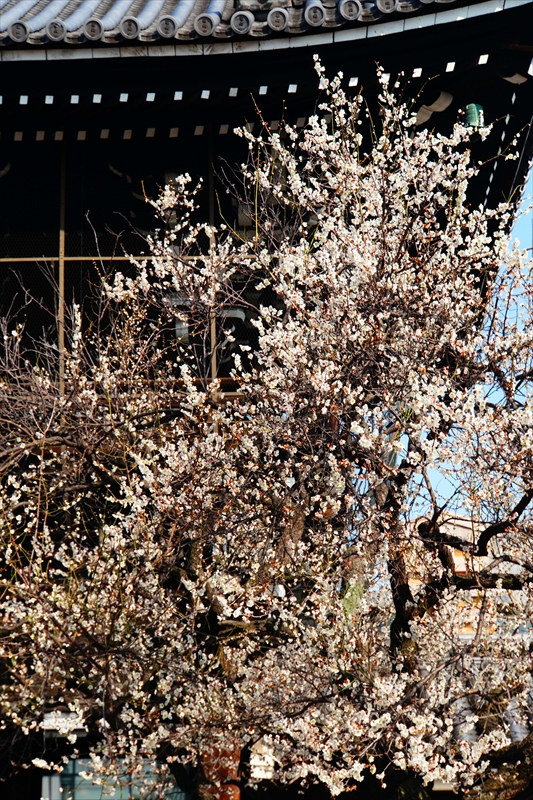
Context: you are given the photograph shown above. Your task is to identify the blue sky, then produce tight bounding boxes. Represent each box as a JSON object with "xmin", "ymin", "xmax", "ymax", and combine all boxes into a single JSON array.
[
  {"xmin": 512, "ymin": 166, "xmax": 533, "ymax": 250},
  {"xmin": 419, "ymin": 166, "xmax": 533, "ymax": 508}
]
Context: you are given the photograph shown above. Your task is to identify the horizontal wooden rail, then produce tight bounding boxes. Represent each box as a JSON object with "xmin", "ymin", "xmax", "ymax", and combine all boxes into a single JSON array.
[{"xmin": 0, "ymin": 255, "xmax": 201, "ymax": 262}]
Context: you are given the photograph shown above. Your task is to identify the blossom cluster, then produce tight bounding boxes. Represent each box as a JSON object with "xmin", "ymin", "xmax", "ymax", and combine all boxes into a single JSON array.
[{"xmin": 0, "ymin": 65, "xmax": 532, "ymax": 797}]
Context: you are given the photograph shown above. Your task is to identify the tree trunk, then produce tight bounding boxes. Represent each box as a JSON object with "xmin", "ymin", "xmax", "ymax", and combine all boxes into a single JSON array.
[
  {"xmin": 470, "ymin": 732, "xmax": 533, "ymax": 800},
  {"xmin": 199, "ymin": 744, "xmax": 241, "ymax": 800}
]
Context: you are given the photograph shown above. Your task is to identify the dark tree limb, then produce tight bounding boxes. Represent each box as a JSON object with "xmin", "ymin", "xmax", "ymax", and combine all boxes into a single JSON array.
[
  {"xmin": 477, "ymin": 488, "xmax": 533, "ymax": 556},
  {"xmin": 472, "ymin": 732, "xmax": 533, "ymax": 800}
]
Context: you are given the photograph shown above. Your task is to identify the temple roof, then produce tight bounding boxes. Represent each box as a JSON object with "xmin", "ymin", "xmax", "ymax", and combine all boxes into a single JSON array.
[{"xmin": 0, "ymin": 0, "xmax": 528, "ymax": 50}]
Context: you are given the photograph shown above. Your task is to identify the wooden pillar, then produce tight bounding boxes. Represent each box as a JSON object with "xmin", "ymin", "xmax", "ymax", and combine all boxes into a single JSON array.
[
  {"xmin": 58, "ymin": 143, "xmax": 66, "ymax": 397},
  {"xmin": 208, "ymin": 123, "xmax": 217, "ymax": 384}
]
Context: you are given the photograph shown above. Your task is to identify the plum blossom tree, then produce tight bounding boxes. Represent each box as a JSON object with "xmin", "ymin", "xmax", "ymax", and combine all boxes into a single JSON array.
[{"xmin": 1, "ymin": 64, "xmax": 533, "ymax": 800}]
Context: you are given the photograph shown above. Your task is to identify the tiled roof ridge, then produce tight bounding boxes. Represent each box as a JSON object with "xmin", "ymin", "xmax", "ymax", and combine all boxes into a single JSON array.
[{"xmin": 0, "ymin": 0, "xmax": 526, "ymax": 47}]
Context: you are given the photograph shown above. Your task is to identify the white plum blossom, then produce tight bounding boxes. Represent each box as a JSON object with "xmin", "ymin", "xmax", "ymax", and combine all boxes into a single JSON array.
[{"xmin": 0, "ymin": 65, "xmax": 532, "ymax": 800}]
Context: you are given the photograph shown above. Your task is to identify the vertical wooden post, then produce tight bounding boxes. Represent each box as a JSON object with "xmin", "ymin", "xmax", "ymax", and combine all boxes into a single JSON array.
[
  {"xmin": 208, "ymin": 123, "xmax": 217, "ymax": 384},
  {"xmin": 208, "ymin": 122, "xmax": 215, "ymax": 232},
  {"xmin": 58, "ymin": 143, "xmax": 66, "ymax": 397}
]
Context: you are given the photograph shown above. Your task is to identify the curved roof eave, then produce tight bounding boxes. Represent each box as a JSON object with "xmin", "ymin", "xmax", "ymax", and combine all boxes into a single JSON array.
[{"xmin": 0, "ymin": 0, "xmax": 529, "ymax": 51}]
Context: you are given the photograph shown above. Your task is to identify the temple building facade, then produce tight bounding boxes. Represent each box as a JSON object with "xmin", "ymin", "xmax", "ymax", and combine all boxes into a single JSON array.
[{"xmin": 0, "ymin": 0, "xmax": 532, "ymax": 339}]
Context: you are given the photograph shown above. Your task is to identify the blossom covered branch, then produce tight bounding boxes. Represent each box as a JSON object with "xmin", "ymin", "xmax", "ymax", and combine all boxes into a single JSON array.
[{"xmin": 0, "ymin": 64, "xmax": 532, "ymax": 798}]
